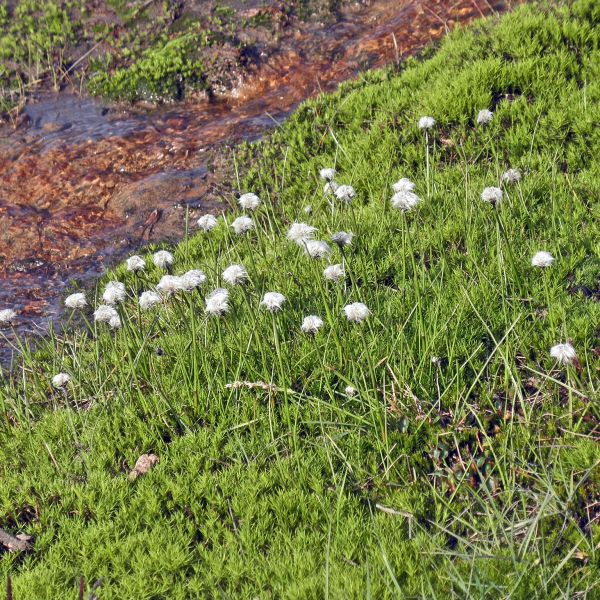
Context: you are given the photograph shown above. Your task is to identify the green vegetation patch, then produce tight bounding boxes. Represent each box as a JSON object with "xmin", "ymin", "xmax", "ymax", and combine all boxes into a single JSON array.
[{"xmin": 0, "ymin": 0, "xmax": 599, "ymax": 597}]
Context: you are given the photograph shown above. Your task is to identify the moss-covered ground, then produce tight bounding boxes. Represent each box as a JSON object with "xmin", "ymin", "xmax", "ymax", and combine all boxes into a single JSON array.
[{"xmin": 0, "ymin": 0, "xmax": 599, "ymax": 597}]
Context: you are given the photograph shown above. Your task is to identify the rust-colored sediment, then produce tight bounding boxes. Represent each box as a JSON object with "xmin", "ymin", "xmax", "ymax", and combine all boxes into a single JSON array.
[{"xmin": 0, "ymin": 0, "xmax": 512, "ymax": 337}]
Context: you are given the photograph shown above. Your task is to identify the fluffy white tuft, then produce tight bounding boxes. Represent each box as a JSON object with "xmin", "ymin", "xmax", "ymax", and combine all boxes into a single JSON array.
[
  {"xmin": 476, "ymin": 109, "xmax": 494, "ymax": 125},
  {"xmin": 52, "ymin": 373, "xmax": 70, "ymax": 388},
  {"xmin": 139, "ymin": 291, "xmax": 161, "ymax": 310},
  {"xmin": 324, "ymin": 181, "xmax": 339, "ymax": 196},
  {"xmin": 102, "ymin": 281, "xmax": 126, "ymax": 305},
  {"xmin": 418, "ymin": 116, "xmax": 435, "ymax": 130},
  {"xmin": 230, "ymin": 216, "xmax": 254, "ymax": 235},
  {"xmin": 93, "ymin": 305, "xmax": 121, "ymax": 328},
  {"xmin": 334, "ymin": 184, "xmax": 356, "ymax": 203},
  {"xmin": 153, "ymin": 250, "xmax": 174, "ymax": 269},
  {"xmin": 301, "ymin": 315, "xmax": 324, "ymax": 334},
  {"xmin": 531, "ymin": 251, "xmax": 555, "ymax": 268},
  {"xmin": 319, "ymin": 168, "xmax": 336, "ymax": 182},
  {"xmin": 197, "ymin": 214, "xmax": 218, "ymax": 232},
  {"xmin": 344, "ymin": 302, "xmax": 370, "ymax": 323},
  {"xmin": 391, "ymin": 191, "xmax": 420, "ymax": 212},
  {"xmin": 126, "ymin": 255, "xmax": 146, "ymax": 272},
  {"xmin": 157, "ymin": 275, "xmax": 184, "ymax": 296},
  {"xmin": 392, "ymin": 178, "xmax": 416, "ymax": 193},
  {"xmin": 238, "ymin": 193, "xmax": 260, "ymax": 211},
  {"xmin": 205, "ymin": 288, "xmax": 230, "ymax": 316},
  {"xmin": 180, "ymin": 270, "xmax": 206, "ymax": 292},
  {"xmin": 550, "ymin": 343, "xmax": 577, "ymax": 366},
  {"xmin": 324, "ymin": 264, "xmax": 345, "ymax": 282},
  {"xmin": 0, "ymin": 309, "xmax": 17, "ymax": 325},
  {"xmin": 287, "ymin": 222, "xmax": 317, "ymax": 245},
  {"xmin": 481, "ymin": 187, "xmax": 503, "ymax": 205},
  {"xmin": 331, "ymin": 231, "xmax": 353, "ymax": 248},
  {"xmin": 222, "ymin": 264, "xmax": 248, "ymax": 286},
  {"xmin": 65, "ymin": 293, "xmax": 87, "ymax": 309},
  {"xmin": 501, "ymin": 168, "xmax": 521, "ymax": 184},
  {"xmin": 261, "ymin": 292, "xmax": 286, "ymax": 312},
  {"xmin": 305, "ymin": 240, "xmax": 331, "ymax": 259}
]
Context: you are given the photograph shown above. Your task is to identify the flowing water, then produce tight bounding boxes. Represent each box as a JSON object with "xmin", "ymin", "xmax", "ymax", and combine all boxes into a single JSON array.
[{"xmin": 0, "ymin": 0, "xmax": 511, "ymax": 351}]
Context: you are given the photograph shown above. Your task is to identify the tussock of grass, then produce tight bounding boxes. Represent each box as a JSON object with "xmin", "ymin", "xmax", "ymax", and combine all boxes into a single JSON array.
[{"xmin": 1, "ymin": 1, "xmax": 600, "ymax": 597}]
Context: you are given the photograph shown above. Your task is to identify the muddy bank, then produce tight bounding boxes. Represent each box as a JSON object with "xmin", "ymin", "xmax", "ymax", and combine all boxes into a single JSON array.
[{"xmin": 0, "ymin": 0, "xmax": 515, "ymax": 348}]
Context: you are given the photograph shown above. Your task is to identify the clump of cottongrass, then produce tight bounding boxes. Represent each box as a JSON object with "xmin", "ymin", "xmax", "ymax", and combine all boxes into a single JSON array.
[
  {"xmin": 301, "ymin": 315, "xmax": 324, "ymax": 335},
  {"xmin": 550, "ymin": 342, "xmax": 578, "ymax": 366},
  {"xmin": 344, "ymin": 302, "xmax": 370, "ymax": 323},
  {"xmin": 324, "ymin": 264, "xmax": 345, "ymax": 282},
  {"xmin": 102, "ymin": 281, "xmax": 126, "ymax": 305},
  {"xmin": 287, "ymin": 222, "xmax": 317, "ymax": 246},
  {"xmin": 157, "ymin": 275, "xmax": 184, "ymax": 296},
  {"xmin": 531, "ymin": 251, "xmax": 555, "ymax": 268},
  {"xmin": 261, "ymin": 292, "xmax": 286, "ymax": 312},
  {"xmin": 324, "ymin": 181, "xmax": 339, "ymax": 196},
  {"xmin": 476, "ymin": 109, "xmax": 494, "ymax": 125},
  {"xmin": 320, "ymin": 168, "xmax": 336, "ymax": 181},
  {"xmin": 391, "ymin": 190, "xmax": 420, "ymax": 212},
  {"xmin": 331, "ymin": 231, "xmax": 353, "ymax": 249},
  {"xmin": 334, "ymin": 184, "xmax": 356, "ymax": 204},
  {"xmin": 139, "ymin": 291, "xmax": 161, "ymax": 310},
  {"xmin": 238, "ymin": 193, "xmax": 260, "ymax": 211},
  {"xmin": 345, "ymin": 385, "xmax": 357, "ymax": 397},
  {"xmin": 222, "ymin": 264, "xmax": 248, "ymax": 286},
  {"xmin": 502, "ymin": 168, "xmax": 522, "ymax": 184},
  {"xmin": 93, "ymin": 305, "xmax": 121, "ymax": 329},
  {"xmin": 392, "ymin": 178, "xmax": 416, "ymax": 193},
  {"xmin": 180, "ymin": 269, "xmax": 206, "ymax": 292},
  {"xmin": 197, "ymin": 214, "xmax": 218, "ymax": 232},
  {"xmin": 65, "ymin": 293, "xmax": 87, "ymax": 310},
  {"xmin": 205, "ymin": 288, "xmax": 230, "ymax": 316},
  {"xmin": 52, "ymin": 372, "xmax": 70, "ymax": 388},
  {"xmin": 153, "ymin": 250, "xmax": 174, "ymax": 270},
  {"xmin": 418, "ymin": 116, "xmax": 435, "ymax": 130},
  {"xmin": 305, "ymin": 240, "xmax": 331, "ymax": 259},
  {"xmin": 481, "ymin": 187, "xmax": 503, "ymax": 205},
  {"xmin": 230, "ymin": 216, "xmax": 254, "ymax": 235},
  {"xmin": 126, "ymin": 255, "xmax": 145, "ymax": 272}
]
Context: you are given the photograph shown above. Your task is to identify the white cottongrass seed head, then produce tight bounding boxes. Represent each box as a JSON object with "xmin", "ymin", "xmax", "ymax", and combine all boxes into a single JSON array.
[
  {"xmin": 391, "ymin": 191, "xmax": 420, "ymax": 212},
  {"xmin": 102, "ymin": 281, "xmax": 126, "ymax": 305},
  {"xmin": 331, "ymin": 231, "xmax": 353, "ymax": 248},
  {"xmin": 261, "ymin": 292, "xmax": 286, "ymax": 312},
  {"xmin": 501, "ymin": 168, "xmax": 521, "ymax": 184},
  {"xmin": 392, "ymin": 178, "xmax": 416, "ymax": 193},
  {"xmin": 345, "ymin": 385, "xmax": 357, "ymax": 397},
  {"xmin": 238, "ymin": 193, "xmax": 260, "ymax": 211},
  {"xmin": 476, "ymin": 109, "xmax": 494, "ymax": 125},
  {"xmin": 324, "ymin": 264, "xmax": 345, "ymax": 282},
  {"xmin": 481, "ymin": 187, "xmax": 503, "ymax": 205},
  {"xmin": 139, "ymin": 291, "xmax": 161, "ymax": 310},
  {"xmin": 52, "ymin": 373, "xmax": 70, "ymax": 388},
  {"xmin": 205, "ymin": 288, "xmax": 230, "ymax": 316},
  {"xmin": 531, "ymin": 251, "xmax": 555, "ymax": 268},
  {"xmin": 0, "ymin": 309, "xmax": 17, "ymax": 325},
  {"xmin": 305, "ymin": 240, "xmax": 331, "ymax": 259},
  {"xmin": 180, "ymin": 270, "xmax": 206, "ymax": 292},
  {"xmin": 93, "ymin": 305, "xmax": 121, "ymax": 328},
  {"xmin": 126, "ymin": 255, "xmax": 146, "ymax": 272},
  {"xmin": 303, "ymin": 205, "xmax": 312, "ymax": 215},
  {"xmin": 222, "ymin": 264, "xmax": 248, "ymax": 286},
  {"xmin": 550, "ymin": 343, "xmax": 578, "ymax": 366},
  {"xmin": 230, "ymin": 216, "xmax": 254, "ymax": 235},
  {"xmin": 344, "ymin": 302, "xmax": 370, "ymax": 323},
  {"xmin": 334, "ymin": 184, "xmax": 356, "ymax": 203},
  {"xmin": 287, "ymin": 222, "xmax": 317, "ymax": 245},
  {"xmin": 319, "ymin": 168, "xmax": 336, "ymax": 182},
  {"xmin": 418, "ymin": 116, "xmax": 435, "ymax": 130},
  {"xmin": 301, "ymin": 315, "xmax": 324, "ymax": 335},
  {"xmin": 197, "ymin": 214, "xmax": 218, "ymax": 232},
  {"xmin": 157, "ymin": 275, "xmax": 184, "ymax": 296},
  {"xmin": 153, "ymin": 250, "xmax": 174, "ymax": 269},
  {"xmin": 324, "ymin": 181, "xmax": 339, "ymax": 196},
  {"xmin": 65, "ymin": 293, "xmax": 87, "ymax": 310}
]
